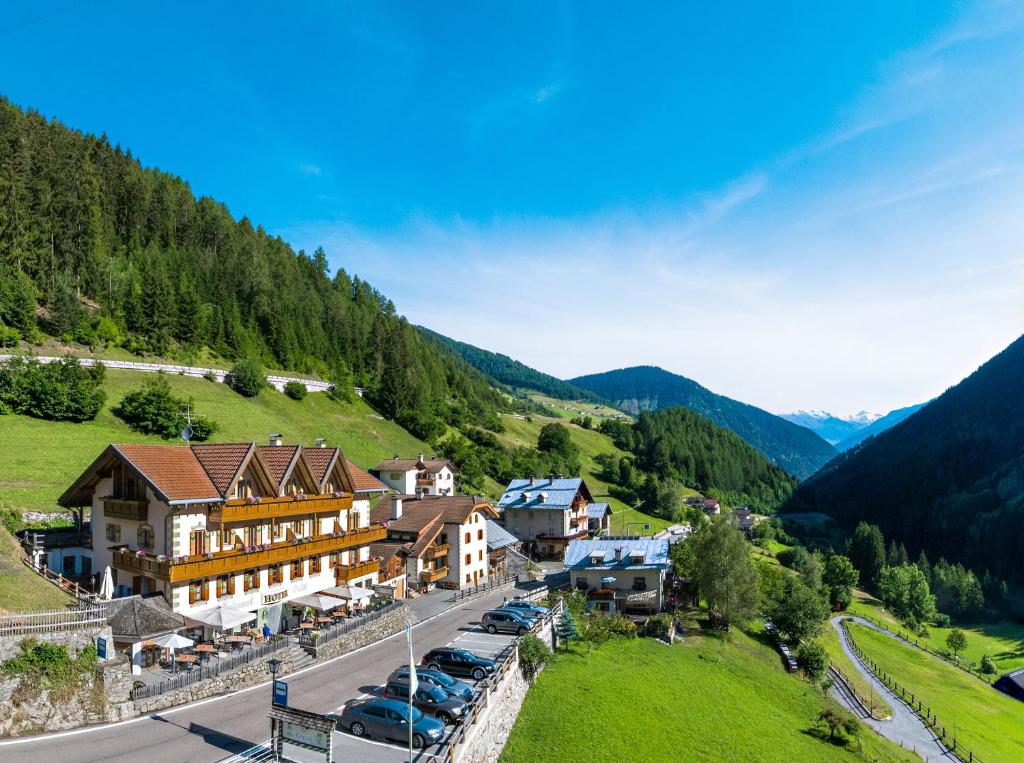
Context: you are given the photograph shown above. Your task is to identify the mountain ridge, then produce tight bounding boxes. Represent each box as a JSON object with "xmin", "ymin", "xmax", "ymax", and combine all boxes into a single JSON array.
[{"xmin": 569, "ymin": 365, "xmax": 837, "ymax": 480}]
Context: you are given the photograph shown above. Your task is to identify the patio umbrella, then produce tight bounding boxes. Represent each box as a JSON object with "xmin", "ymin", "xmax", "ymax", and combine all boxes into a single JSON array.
[
  {"xmin": 98, "ymin": 566, "xmax": 115, "ymax": 600},
  {"xmin": 187, "ymin": 605, "xmax": 256, "ymax": 631},
  {"xmin": 322, "ymin": 585, "xmax": 372, "ymax": 602},
  {"xmin": 290, "ymin": 594, "xmax": 341, "ymax": 612},
  {"xmin": 152, "ymin": 633, "xmax": 194, "ymax": 651},
  {"xmin": 600, "ymin": 576, "xmax": 617, "ymax": 586}
]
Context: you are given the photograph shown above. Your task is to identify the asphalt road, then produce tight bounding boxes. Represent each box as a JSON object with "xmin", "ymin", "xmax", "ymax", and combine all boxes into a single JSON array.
[{"xmin": 0, "ymin": 588, "xmax": 521, "ymax": 763}]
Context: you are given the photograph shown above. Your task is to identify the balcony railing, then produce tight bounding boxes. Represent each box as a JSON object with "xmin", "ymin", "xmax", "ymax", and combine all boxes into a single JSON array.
[
  {"xmin": 103, "ymin": 498, "xmax": 148, "ymax": 521},
  {"xmin": 334, "ymin": 557, "xmax": 380, "ymax": 583},
  {"xmin": 112, "ymin": 524, "xmax": 387, "ymax": 583},
  {"xmin": 209, "ymin": 493, "xmax": 353, "ymax": 524},
  {"xmin": 425, "ymin": 543, "xmax": 449, "ymax": 559},
  {"xmin": 420, "ymin": 565, "xmax": 449, "ymax": 583}
]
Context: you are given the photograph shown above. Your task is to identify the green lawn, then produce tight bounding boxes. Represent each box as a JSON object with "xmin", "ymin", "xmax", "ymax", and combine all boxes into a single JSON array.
[
  {"xmin": 497, "ymin": 407, "xmax": 680, "ymax": 534},
  {"xmin": 526, "ymin": 393, "xmax": 628, "ymax": 423},
  {"xmin": 501, "ymin": 628, "xmax": 917, "ymax": 763},
  {"xmin": 847, "ymin": 591, "xmax": 1024, "ymax": 674},
  {"xmin": 821, "ymin": 618, "xmax": 893, "ymax": 720},
  {"xmin": 848, "ymin": 622, "xmax": 1024, "ymax": 762},
  {"xmin": 0, "ymin": 524, "xmax": 73, "ymax": 612},
  {"xmin": 0, "ymin": 368, "xmax": 428, "ymax": 512}
]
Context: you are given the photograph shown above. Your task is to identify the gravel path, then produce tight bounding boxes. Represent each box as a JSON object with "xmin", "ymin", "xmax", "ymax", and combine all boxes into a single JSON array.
[{"xmin": 829, "ymin": 617, "xmax": 955, "ymax": 760}]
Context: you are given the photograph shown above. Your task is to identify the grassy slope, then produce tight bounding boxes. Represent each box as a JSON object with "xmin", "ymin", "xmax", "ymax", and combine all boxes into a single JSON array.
[
  {"xmin": 849, "ymin": 622, "xmax": 1024, "ymax": 762},
  {"xmin": 0, "ymin": 524, "xmax": 73, "ymax": 611},
  {"xmin": 821, "ymin": 618, "xmax": 893, "ymax": 720},
  {"xmin": 0, "ymin": 369, "xmax": 428, "ymax": 512},
  {"xmin": 848, "ymin": 591, "xmax": 1024, "ymax": 674},
  {"xmin": 495, "ymin": 407, "xmax": 683, "ymax": 534},
  {"xmin": 500, "ymin": 629, "xmax": 916, "ymax": 763}
]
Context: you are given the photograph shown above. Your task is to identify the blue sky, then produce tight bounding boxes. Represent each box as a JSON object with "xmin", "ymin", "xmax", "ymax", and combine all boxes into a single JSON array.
[{"xmin": 3, "ymin": 2, "xmax": 1023, "ymax": 414}]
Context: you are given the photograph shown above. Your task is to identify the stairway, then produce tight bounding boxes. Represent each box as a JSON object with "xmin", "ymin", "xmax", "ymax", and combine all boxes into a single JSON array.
[{"xmin": 281, "ymin": 644, "xmax": 316, "ymax": 673}]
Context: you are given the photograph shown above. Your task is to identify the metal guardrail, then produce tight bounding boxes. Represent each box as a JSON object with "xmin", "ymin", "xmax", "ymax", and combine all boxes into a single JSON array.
[
  {"xmin": 841, "ymin": 619, "xmax": 983, "ymax": 763},
  {"xmin": 448, "ymin": 574, "xmax": 518, "ymax": 602},
  {"xmin": 297, "ymin": 600, "xmax": 404, "ymax": 651},
  {"xmin": 0, "ymin": 603, "xmax": 107, "ymax": 636},
  {"xmin": 129, "ymin": 637, "xmax": 290, "ymax": 700}
]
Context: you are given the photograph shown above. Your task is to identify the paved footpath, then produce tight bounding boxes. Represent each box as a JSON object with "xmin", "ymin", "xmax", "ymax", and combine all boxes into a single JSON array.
[
  {"xmin": 829, "ymin": 617, "xmax": 955, "ymax": 760},
  {"xmin": 0, "ymin": 588, "xmax": 524, "ymax": 763}
]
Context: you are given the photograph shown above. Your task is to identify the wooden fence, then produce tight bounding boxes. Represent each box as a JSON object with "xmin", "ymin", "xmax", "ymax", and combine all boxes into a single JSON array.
[
  {"xmin": 0, "ymin": 605, "xmax": 107, "ymax": 637},
  {"xmin": 853, "ymin": 612, "xmax": 996, "ymax": 685},
  {"xmin": 841, "ymin": 619, "xmax": 983, "ymax": 763},
  {"xmin": 21, "ymin": 557, "xmax": 94, "ymax": 601}
]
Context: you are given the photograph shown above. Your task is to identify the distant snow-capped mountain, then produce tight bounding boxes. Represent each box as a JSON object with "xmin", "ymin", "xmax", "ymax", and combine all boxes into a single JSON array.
[{"xmin": 779, "ymin": 410, "xmax": 883, "ymax": 445}]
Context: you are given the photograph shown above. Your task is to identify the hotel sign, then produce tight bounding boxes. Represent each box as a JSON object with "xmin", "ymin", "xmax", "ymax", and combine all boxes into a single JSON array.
[{"xmin": 263, "ymin": 590, "xmax": 288, "ymax": 605}]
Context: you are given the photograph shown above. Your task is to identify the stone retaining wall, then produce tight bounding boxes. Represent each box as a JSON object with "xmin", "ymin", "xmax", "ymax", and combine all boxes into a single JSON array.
[
  {"xmin": 0, "ymin": 624, "xmax": 111, "ymax": 662},
  {"xmin": 133, "ymin": 647, "xmax": 305, "ymax": 714},
  {"xmin": 311, "ymin": 605, "xmax": 413, "ymax": 661}
]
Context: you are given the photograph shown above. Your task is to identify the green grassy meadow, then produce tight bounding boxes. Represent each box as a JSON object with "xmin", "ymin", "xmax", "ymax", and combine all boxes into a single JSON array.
[
  {"xmin": 500, "ymin": 627, "xmax": 917, "ymax": 763},
  {"xmin": 0, "ymin": 369, "xmax": 428, "ymax": 512},
  {"xmin": 848, "ymin": 622, "xmax": 1024, "ymax": 762},
  {"xmin": 0, "ymin": 523, "xmax": 73, "ymax": 612},
  {"xmin": 821, "ymin": 618, "xmax": 893, "ymax": 720}
]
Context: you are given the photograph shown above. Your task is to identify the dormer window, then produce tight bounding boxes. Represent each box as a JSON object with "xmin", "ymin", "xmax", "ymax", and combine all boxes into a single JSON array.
[
  {"xmin": 630, "ymin": 553, "xmax": 645, "ymax": 565},
  {"xmin": 538, "ymin": 492, "xmax": 548, "ymax": 504},
  {"xmin": 521, "ymin": 492, "xmax": 532, "ymax": 503},
  {"xmin": 590, "ymin": 555, "xmax": 604, "ymax": 565}
]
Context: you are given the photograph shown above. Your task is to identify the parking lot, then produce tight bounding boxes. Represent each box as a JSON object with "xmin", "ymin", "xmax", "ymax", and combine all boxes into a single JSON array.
[{"xmin": 220, "ymin": 605, "xmax": 533, "ymax": 763}]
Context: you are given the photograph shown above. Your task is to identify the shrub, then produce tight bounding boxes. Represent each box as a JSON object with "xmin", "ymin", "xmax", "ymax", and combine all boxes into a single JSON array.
[
  {"xmin": 517, "ymin": 633, "xmax": 553, "ymax": 680},
  {"xmin": 0, "ymin": 355, "xmax": 105, "ymax": 422},
  {"xmin": 980, "ymin": 655, "xmax": 997, "ymax": 674},
  {"xmin": 115, "ymin": 375, "xmax": 216, "ymax": 440},
  {"xmin": 798, "ymin": 641, "xmax": 829, "ymax": 683},
  {"xmin": 203, "ymin": 370, "xmax": 218, "ymax": 382},
  {"xmin": 283, "ymin": 380, "xmax": 307, "ymax": 400},
  {"xmin": 933, "ymin": 613, "xmax": 951, "ymax": 628},
  {"xmin": 1, "ymin": 638, "xmax": 97, "ymax": 689},
  {"xmin": 645, "ymin": 614, "xmax": 673, "ymax": 639},
  {"xmin": 226, "ymin": 358, "xmax": 266, "ymax": 397},
  {"xmin": 0, "ymin": 324, "xmax": 20, "ymax": 347},
  {"xmin": 609, "ymin": 615, "xmax": 637, "ymax": 638}
]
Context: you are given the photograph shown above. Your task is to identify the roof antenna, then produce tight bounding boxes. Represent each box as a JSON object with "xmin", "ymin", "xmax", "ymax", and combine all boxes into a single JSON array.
[{"xmin": 178, "ymin": 403, "xmax": 194, "ymax": 444}]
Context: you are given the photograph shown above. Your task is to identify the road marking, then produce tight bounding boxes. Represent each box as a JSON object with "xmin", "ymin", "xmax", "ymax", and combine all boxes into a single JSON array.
[{"xmin": 0, "ymin": 589, "xmax": 514, "ymax": 747}]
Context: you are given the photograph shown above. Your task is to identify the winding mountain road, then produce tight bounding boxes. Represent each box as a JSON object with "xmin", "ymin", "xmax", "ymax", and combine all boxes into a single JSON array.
[{"xmin": 829, "ymin": 617, "xmax": 955, "ymax": 760}]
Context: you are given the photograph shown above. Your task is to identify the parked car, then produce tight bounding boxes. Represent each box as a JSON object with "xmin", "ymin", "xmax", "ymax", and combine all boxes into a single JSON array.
[
  {"xmin": 339, "ymin": 697, "xmax": 444, "ymax": 748},
  {"xmin": 481, "ymin": 609, "xmax": 533, "ymax": 635},
  {"xmin": 421, "ymin": 648, "xmax": 497, "ymax": 681},
  {"xmin": 502, "ymin": 599, "xmax": 547, "ymax": 618},
  {"xmin": 384, "ymin": 679, "xmax": 468, "ymax": 724},
  {"xmin": 388, "ymin": 666, "xmax": 475, "ymax": 702},
  {"xmin": 493, "ymin": 607, "xmax": 539, "ymax": 626}
]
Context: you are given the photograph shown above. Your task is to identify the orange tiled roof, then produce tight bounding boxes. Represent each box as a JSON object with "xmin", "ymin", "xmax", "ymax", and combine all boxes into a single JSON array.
[
  {"xmin": 346, "ymin": 460, "xmax": 389, "ymax": 493},
  {"xmin": 304, "ymin": 447, "xmax": 339, "ymax": 485},
  {"xmin": 113, "ymin": 444, "xmax": 220, "ymax": 503},
  {"xmin": 255, "ymin": 445, "xmax": 300, "ymax": 486},
  {"xmin": 191, "ymin": 443, "xmax": 254, "ymax": 495}
]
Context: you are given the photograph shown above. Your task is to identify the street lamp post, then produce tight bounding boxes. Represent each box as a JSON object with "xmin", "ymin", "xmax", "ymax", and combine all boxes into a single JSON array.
[{"xmin": 268, "ymin": 657, "xmax": 282, "ymax": 706}]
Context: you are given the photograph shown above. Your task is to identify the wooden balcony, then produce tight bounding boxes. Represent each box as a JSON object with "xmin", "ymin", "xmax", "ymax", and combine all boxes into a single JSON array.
[
  {"xmin": 113, "ymin": 524, "xmax": 387, "ymax": 584},
  {"xmin": 425, "ymin": 543, "xmax": 449, "ymax": 559},
  {"xmin": 103, "ymin": 498, "xmax": 148, "ymax": 521},
  {"xmin": 209, "ymin": 493, "xmax": 353, "ymax": 524},
  {"xmin": 420, "ymin": 565, "xmax": 449, "ymax": 584},
  {"xmin": 334, "ymin": 557, "xmax": 381, "ymax": 583}
]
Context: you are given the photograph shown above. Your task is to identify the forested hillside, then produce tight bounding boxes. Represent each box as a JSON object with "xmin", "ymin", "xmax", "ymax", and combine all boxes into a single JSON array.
[
  {"xmin": 0, "ymin": 96, "xmax": 504, "ymax": 440},
  {"xmin": 570, "ymin": 366, "xmax": 837, "ymax": 479},
  {"xmin": 786, "ymin": 333, "xmax": 1024, "ymax": 581},
  {"xmin": 420, "ymin": 327, "xmax": 603, "ymax": 403},
  {"xmin": 833, "ymin": 403, "xmax": 926, "ymax": 452},
  {"xmin": 599, "ymin": 408, "xmax": 798, "ymax": 512}
]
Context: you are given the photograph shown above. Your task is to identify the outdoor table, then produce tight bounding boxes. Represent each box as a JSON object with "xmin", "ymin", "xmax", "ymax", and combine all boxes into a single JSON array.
[
  {"xmin": 316, "ymin": 616, "xmax": 332, "ymax": 624},
  {"xmin": 194, "ymin": 644, "xmax": 215, "ymax": 653},
  {"xmin": 225, "ymin": 635, "xmax": 251, "ymax": 643},
  {"xmin": 299, "ymin": 622, "xmax": 314, "ymax": 630},
  {"xmin": 174, "ymin": 654, "xmax": 197, "ymax": 672}
]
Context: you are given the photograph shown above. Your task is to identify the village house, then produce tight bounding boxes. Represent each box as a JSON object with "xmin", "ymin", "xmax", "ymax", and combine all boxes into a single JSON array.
[
  {"xmin": 370, "ymin": 494, "xmax": 495, "ymax": 590},
  {"xmin": 587, "ymin": 502, "xmax": 612, "ymax": 534},
  {"xmin": 59, "ymin": 439, "xmax": 387, "ymax": 634},
  {"xmin": 373, "ymin": 455, "xmax": 459, "ymax": 496},
  {"xmin": 733, "ymin": 507, "xmax": 755, "ymax": 535},
  {"xmin": 496, "ymin": 477, "xmax": 594, "ymax": 560},
  {"xmin": 485, "ymin": 519, "xmax": 521, "ymax": 579},
  {"xmin": 564, "ymin": 537, "xmax": 671, "ymax": 614}
]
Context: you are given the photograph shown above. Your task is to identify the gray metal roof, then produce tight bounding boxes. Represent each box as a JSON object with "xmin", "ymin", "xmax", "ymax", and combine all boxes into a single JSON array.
[
  {"xmin": 564, "ymin": 537, "xmax": 670, "ymax": 570},
  {"xmin": 496, "ymin": 478, "xmax": 584, "ymax": 510},
  {"xmin": 486, "ymin": 520, "xmax": 519, "ymax": 550},
  {"xmin": 586, "ymin": 502, "xmax": 611, "ymax": 519}
]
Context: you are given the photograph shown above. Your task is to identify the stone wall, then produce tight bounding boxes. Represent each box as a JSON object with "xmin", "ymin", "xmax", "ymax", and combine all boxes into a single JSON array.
[
  {"xmin": 133, "ymin": 646, "xmax": 305, "ymax": 714},
  {"xmin": 0, "ymin": 624, "xmax": 111, "ymax": 662},
  {"xmin": 311, "ymin": 605, "xmax": 414, "ymax": 661}
]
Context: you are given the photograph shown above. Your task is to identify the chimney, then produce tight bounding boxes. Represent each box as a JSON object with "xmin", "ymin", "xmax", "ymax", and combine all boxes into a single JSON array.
[
  {"xmin": 315, "ymin": 437, "xmax": 327, "ymax": 448},
  {"xmin": 269, "ymin": 433, "xmax": 283, "ymax": 446},
  {"xmin": 529, "ymin": 476, "xmax": 536, "ymax": 486},
  {"xmin": 418, "ymin": 453, "xmax": 424, "ymax": 463},
  {"xmin": 614, "ymin": 547, "xmax": 623, "ymax": 561},
  {"xmin": 391, "ymin": 496, "xmax": 403, "ymax": 520}
]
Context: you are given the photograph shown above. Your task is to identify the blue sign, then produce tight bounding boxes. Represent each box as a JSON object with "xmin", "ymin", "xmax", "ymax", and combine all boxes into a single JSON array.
[
  {"xmin": 273, "ymin": 679, "xmax": 288, "ymax": 707},
  {"xmin": 96, "ymin": 636, "xmax": 107, "ymax": 660}
]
